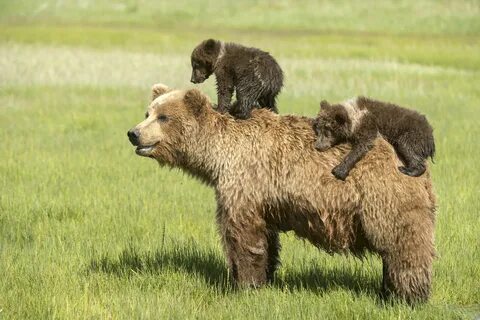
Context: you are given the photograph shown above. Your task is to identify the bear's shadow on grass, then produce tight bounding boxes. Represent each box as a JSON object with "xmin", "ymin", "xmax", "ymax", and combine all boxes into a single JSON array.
[{"xmin": 87, "ymin": 242, "xmax": 380, "ymax": 297}]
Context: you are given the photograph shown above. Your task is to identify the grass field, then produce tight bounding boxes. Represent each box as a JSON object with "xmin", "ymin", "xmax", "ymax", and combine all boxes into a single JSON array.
[{"xmin": 0, "ymin": 1, "xmax": 479, "ymax": 319}]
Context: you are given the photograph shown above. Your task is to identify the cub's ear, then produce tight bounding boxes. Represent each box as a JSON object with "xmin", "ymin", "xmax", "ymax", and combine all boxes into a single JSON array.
[
  {"xmin": 184, "ymin": 88, "xmax": 210, "ymax": 116},
  {"xmin": 204, "ymin": 39, "xmax": 217, "ymax": 53},
  {"xmin": 320, "ymin": 100, "xmax": 331, "ymax": 110},
  {"xmin": 151, "ymin": 83, "xmax": 172, "ymax": 101},
  {"xmin": 334, "ymin": 108, "xmax": 349, "ymax": 125}
]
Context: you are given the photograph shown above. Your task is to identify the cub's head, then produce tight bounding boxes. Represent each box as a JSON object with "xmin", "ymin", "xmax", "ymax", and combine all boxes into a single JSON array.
[
  {"xmin": 313, "ymin": 100, "xmax": 351, "ymax": 151},
  {"xmin": 190, "ymin": 39, "xmax": 222, "ymax": 84},
  {"xmin": 127, "ymin": 83, "xmax": 211, "ymax": 165}
]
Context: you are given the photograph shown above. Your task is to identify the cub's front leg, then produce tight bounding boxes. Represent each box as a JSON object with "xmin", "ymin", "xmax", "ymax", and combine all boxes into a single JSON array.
[
  {"xmin": 215, "ymin": 70, "xmax": 234, "ymax": 114},
  {"xmin": 332, "ymin": 118, "xmax": 377, "ymax": 180},
  {"xmin": 331, "ymin": 163, "xmax": 351, "ymax": 181},
  {"xmin": 332, "ymin": 141, "xmax": 375, "ymax": 180}
]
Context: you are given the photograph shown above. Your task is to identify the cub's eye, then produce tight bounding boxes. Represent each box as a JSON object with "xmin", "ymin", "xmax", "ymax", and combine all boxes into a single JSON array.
[
  {"xmin": 145, "ymin": 112, "xmax": 149, "ymax": 119},
  {"xmin": 157, "ymin": 114, "xmax": 168, "ymax": 122}
]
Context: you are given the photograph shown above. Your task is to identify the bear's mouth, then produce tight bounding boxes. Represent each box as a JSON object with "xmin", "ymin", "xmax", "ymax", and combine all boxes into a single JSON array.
[{"xmin": 135, "ymin": 142, "xmax": 159, "ymax": 157}]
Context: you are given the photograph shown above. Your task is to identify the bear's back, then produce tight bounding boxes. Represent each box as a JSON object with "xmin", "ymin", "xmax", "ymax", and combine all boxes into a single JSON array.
[{"xmin": 232, "ymin": 109, "xmax": 433, "ymax": 215}]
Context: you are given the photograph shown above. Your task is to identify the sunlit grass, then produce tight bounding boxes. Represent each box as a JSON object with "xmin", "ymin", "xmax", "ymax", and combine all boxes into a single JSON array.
[{"xmin": 1, "ymin": 25, "xmax": 479, "ymax": 70}]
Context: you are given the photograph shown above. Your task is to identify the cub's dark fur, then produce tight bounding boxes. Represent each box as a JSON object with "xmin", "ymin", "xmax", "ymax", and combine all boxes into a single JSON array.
[
  {"xmin": 313, "ymin": 97, "xmax": 435, "ymax": 180},
  {"xmin": 190, "ymin": 39, "xmax": 284, "ymax": 119}
]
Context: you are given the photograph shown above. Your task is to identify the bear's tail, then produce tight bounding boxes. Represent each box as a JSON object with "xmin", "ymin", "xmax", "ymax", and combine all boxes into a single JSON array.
[{"xmin": 426, "ymin": 138, "xmax": 436, "ymax": 164}]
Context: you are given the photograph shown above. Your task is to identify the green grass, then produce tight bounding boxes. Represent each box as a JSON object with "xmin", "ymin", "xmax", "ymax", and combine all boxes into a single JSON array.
[
  {"xmin": 0, "ymin": 1, "xmax": 479, "ymax": 319},
  {"xmin": 1, "ymin": 0, "xmax": 480, "ymax": 35}
]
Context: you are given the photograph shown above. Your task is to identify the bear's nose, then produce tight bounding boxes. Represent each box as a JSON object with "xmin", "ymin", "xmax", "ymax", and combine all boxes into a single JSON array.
[{"xmin": 127, "ymin": 129, "xmax": 140, "ymax": 145}]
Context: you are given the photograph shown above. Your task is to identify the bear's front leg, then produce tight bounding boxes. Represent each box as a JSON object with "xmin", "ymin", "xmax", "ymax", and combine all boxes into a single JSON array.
[
  {"xmin": 332, "ymin": 139, "xmax": 375, "ymax": 180},
  {"xmin": 332, "ymin": 163, "xmax": 349, "ymax": 181},
  {"xmin": 215, "ymin": 70, "xmax": 234, "ymax": 114},
  {"xmin": 217, "ymin": 206, "xmax": 271, "ymax": 287}
]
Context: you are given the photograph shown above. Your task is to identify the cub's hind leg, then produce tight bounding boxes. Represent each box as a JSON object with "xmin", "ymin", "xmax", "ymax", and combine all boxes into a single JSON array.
[
  {"xmin": 395, "ymin": 136, "xmax": 427, "ymax": 177},
  {"xmin": 258, "ymin": 93, "xmax": 278, "ymax": 114}
]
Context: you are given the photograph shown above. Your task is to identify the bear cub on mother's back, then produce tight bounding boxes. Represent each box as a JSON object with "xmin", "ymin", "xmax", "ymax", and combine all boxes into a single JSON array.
[
  {"xmin": 190, "ymin": 39, "xmax": 284, "ymax": 119},
  {"xmin": 314, "ymin": 97, "xmax": 435, "ymax": 180}
]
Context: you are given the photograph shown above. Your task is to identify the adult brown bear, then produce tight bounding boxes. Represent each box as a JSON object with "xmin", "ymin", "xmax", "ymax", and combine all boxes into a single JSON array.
[{"xmin": 127, "ymin": 84, "xmax": 436, "ymax": 304}]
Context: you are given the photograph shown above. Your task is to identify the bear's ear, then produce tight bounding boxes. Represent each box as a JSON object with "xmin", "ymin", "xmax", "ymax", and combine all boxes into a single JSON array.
[
  {"xmin": 334, "ymin": 108, "xmax": 348, "ymax": 125},
  {"xmin": 320, "ymin": 100, "xmax": 331, "ymax": 110},
  {"xmin": 204, "ymin": 39, "xmax": 217, "ymax": 53},
  {"xmin": 151, "ymin": 83, "xmax": 172, "ymax": 101},
  {"xmin": 184, "ymin": 88, "xmax": 209, "ymax": 116}
]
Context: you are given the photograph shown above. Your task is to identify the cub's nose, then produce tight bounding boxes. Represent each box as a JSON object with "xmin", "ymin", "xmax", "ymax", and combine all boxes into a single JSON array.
[{"xmin": 127, "ymin": 129, "xmax": 140, "ymax": 145}]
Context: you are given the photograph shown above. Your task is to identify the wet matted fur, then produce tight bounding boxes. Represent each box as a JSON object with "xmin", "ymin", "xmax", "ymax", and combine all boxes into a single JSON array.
[
  {"xmin": 314, "ymin": 97, "xmax": 435, "ymax": 180},
  {"xmin": 128, "ymin": 84, "xmax": 437, "ymax": 304},
  {"xmin": 190, "ymin": 39, "xmax": 284, "ymax": 119}
]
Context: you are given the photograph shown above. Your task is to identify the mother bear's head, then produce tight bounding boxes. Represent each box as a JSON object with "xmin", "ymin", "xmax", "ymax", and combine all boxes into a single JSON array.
[{"xmin": 127, "ymin": 84, "xmax": 211, "ymax": 166}]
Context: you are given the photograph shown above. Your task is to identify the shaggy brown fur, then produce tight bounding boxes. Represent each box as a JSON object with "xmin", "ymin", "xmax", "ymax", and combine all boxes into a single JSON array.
[
  {"xmin": 190, "ymin": 39, "xmax": 283, "ymax": 119},
  {"xmin": 314, "ymin": 97, "xmax": 435, "ymax": 180},
  {"xmin": 128, "ymin": 84, "xmax": 437, "ymax": 304}
]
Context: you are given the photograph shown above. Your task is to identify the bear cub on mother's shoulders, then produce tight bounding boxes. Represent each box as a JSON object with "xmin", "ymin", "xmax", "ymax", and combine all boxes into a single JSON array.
[
  {"xmin": 190, "ymin": 39, "xmax": 284, "ymax": 119},
  {"xmin": 314, "ymin": 97, "xmax": 435, "ymax": 180}
]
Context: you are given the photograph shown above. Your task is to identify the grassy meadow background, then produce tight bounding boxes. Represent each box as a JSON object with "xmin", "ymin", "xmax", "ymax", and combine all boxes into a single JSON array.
[{"xmin": 0, "ymin": 0, "xmax": 479, "ymax": 318}]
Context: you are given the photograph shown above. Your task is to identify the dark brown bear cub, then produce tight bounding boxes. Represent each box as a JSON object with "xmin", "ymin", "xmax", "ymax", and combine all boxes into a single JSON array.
[
  {"xmin": 190, "ymin": 39, "xmax": 284, "ymax": 119},
  {"xmin": 314, "ymin": 97, "xmax": 435, "ymax": 180}
]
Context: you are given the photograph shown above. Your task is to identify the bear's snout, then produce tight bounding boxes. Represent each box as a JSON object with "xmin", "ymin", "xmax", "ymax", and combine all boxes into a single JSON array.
[
  {"xmin": 127, "ymin": 128, "xmax": 140, "ymax": 146},
  {"xmin": 191, "ymin": 70, "xmax": 206, "ymax": 84},
  {"xmin": 191, "ymin": 75, "xmax": 203, "ymax": 84},
  {"xmin": 190, "ymin": 74, "xmax": 197, "ymax": 84}
]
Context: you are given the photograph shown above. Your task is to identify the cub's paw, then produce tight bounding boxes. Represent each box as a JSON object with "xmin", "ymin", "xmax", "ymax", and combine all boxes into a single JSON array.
[
  {"xmin": 215, "ymin": 105, "xmax": 228, "ymax": 114},
  {"xmin": 234, "ymin": 110, "xmax": 252, "ymax": 120},
  {"xmin": 398, "ymin": 166, "xmax": 425, "ymax": 177},
  {"xmin": 332, "ymin": 165, "xmax": 349, "ymax": 181},
  {"xmin": 398, "ymin": 166, "xmax": 410, "ymax": 175}
]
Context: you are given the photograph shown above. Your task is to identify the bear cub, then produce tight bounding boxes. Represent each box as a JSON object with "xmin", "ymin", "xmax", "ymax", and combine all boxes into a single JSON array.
[
  {"xmin": 190, "ymin": 39, "xmax": 284, "ymax": 119},
  {"xmin": 313, "ymin": 97, "xmax": 435, "ymax": 180}
]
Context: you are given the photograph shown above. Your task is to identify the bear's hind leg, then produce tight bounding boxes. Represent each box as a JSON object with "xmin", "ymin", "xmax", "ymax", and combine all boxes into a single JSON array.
[
  {"xmin": 396, "ymin": 141, "xmax": 427, "ymax": 177},
  {"xmin": 266, "ymin": 229, "xmax": 281, "ymax": 282},
  {"xmin": 258, "ymin": 93, "xmax": 278, "ymax": 113},
  {"xmin": 234, "ymin": 97, "xmax": 258, "ymax": 119},
  {"xmin": 395, "ymin": 132, "xmax": 430, "ymax": 177},
  {"xmin": 381, "ymin": 253, "xmax": 432, "ymax": 304},
  {"xmin": 379, "ymin": 208, "xmax": 434, "ymax": 304},
  {"xmin": 399, "ymin": 163, "xmax": 426, "ymax": 177},
  {"xmin": 234, "ymin": 80, "xmax": 264, "ymax": 119}
]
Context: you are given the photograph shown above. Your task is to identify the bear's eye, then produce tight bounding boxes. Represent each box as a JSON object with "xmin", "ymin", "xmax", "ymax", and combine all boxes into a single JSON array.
[
  {"xmin": 145, "ymin": 112, "xmax": 149, "ymax": 119},
  {"xmin": 324, "ymin": 122, "xmax": 333, "ymax": 130},
  {"xmin": 157, "ymin": 114, "xmax": 168, "ymax": 122}
]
